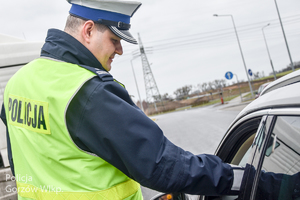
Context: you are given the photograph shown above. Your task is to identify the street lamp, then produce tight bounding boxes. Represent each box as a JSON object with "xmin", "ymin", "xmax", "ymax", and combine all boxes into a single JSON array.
[
  {"xmin": 262, "ymin": 23, "xmax": 276, "ymax": 80},
  {"xmin": 213, "ymin": 14, "xmax": 254, "ymax": 98},
  {"xmin": 274, "ymin": 0, "xmax": 294, "ymax": 71},
  {"xmin": 130, "ymin": 56, "xmax": 144, "ymax": 112}
]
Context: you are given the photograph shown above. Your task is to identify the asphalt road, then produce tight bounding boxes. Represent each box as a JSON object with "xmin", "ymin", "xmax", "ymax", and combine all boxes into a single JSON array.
[{"xmin": 141, "ymin": 100, "xmax": 250, "ymax": 200}]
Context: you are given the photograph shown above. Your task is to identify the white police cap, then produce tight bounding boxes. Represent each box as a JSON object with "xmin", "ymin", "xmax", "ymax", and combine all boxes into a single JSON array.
[{"xmin": 67, "ymin": 0, "xmax": 142, "ymax": 44}]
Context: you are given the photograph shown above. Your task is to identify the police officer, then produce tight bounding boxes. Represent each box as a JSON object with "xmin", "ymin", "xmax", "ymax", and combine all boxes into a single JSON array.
[{"xmin": 0, "ymin": 0, "xmax": 244, "ymax": 199}]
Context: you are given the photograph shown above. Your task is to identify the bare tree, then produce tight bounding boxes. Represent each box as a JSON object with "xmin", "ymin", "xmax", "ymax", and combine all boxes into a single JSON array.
[
  {"xmin": 152, "ymin": 95, "xmax": 162, "ymax": 102},
  {"xmin": 212, "ymin": 79, "xmax": 226, "ymax": 90},
  {"xmin": 174, "ymin": 85, "xmax": 192, "ymax": 100},
  {"xmin": 201, "ymin": 82, "xmax": 208, "ymax": 93},
  {"xmin": 208, "ymin": 82, "xmax": 215, "ymax": 91},
  {"xmin": 212, "ymin": 79, "xmax": 222, "ymax": 90},
  {"xmin": 191, "ymin": 85, "xmax": 201, "ymax": 95},
  {"xmin": 161, "ymin": 93, "xmax": 173, "ymax": 101},
  {"xmin": 220, "ymin": 79, "xmax": 226, "ymax": 88},
  {"xmin": 197, "ymin": 83, "xmax": 202, "ymax": 93}
]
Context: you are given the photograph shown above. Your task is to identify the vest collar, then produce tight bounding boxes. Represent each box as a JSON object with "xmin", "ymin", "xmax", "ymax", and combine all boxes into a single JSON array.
[{"xmin": 41, "ymin": 29, "xmax": 106, "ymax": 71}]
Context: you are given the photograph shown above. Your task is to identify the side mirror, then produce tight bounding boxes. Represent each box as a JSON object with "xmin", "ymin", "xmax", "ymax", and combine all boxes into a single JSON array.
[{"xmin": 150, "ymin": 193, "xmax": 187, "ymax": 200}]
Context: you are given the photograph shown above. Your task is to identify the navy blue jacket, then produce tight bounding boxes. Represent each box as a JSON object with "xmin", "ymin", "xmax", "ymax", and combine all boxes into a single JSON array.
[{"xmin": 1, "ymin": 29, "xmax": 237, "ymax": 196}]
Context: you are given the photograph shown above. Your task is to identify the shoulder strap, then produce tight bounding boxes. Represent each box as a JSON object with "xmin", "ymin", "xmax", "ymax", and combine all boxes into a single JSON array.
[
  {"xmin": 79, "ymin": 65, "xmax": 113, "ymax": 82},
  {"xmin": 79, "ymin": 64, "xmax": 125, "ymax": 88}
]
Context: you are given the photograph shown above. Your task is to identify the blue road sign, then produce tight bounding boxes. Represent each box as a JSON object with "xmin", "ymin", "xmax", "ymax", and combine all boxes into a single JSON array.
[
  {"xmin": 248, "ymin": 69, "xmax": 253, "ymax": 76},
  {"xmin": 225, "ymin": 71, "xmax": 233, "ymax": 80}
]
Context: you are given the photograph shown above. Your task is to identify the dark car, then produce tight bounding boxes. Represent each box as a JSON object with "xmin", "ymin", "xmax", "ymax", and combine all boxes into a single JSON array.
[{"xmin": 152, "ymin": 70, "xmax": 300, "ymax": 200}]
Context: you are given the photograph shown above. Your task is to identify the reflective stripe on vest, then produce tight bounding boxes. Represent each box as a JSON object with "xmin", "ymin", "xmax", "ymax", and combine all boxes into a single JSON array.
[{"xmin": 17, "ymin": 179, "xmax": 139, "ymax": 200}]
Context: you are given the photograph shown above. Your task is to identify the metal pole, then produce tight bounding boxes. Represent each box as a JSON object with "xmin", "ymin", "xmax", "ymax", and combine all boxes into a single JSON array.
[
  {"xmin": 131, "ymin": 57, "xmax": 144, "ymax": 112},
  {"xmin": 213, "ymin": 14, "xmax": 254, "ymax": 98},
  {"xmin": 262, "ymin": 24, "xmax": 276, "ymax": 80},
  {"xmin": 274, "ymin": 0, "xmax": 294, "ymax": 71}
]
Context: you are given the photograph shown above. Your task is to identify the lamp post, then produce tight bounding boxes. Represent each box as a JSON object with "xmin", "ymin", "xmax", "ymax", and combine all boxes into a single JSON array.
[
  {"xmin": 262, "ymin": 23, "xmax": 276, "ymax": 80},
  {"xmin": 130, "ymin": 56, "xmax": 144, "ymax": 112},
  {"xmin": 213, "ymin": 14, "xmax": 254, "ymax": 98},
  {"xmin": 274, "ymin": 0, "xmax": 294, "ymax": 71}
]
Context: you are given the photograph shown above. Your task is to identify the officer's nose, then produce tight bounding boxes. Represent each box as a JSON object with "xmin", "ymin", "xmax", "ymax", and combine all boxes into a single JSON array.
[{"xmin": 115, "ymin": 42, "xmax": 123, "ymax": 55}]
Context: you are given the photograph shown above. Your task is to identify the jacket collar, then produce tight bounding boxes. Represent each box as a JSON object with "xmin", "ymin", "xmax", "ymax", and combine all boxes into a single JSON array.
[{"xmin": 41, "ymin": 29, "xmax": 106, "ymax": 71}]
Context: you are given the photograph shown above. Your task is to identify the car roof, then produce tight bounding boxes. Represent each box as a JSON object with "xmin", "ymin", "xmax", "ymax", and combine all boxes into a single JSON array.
[
  {"xmin": 216, "ymin": 70, "xmax": 300, "ymax": 155},
  {"xmin": 234, "ymin": 70, "xmax": 300, "ymax": 121},
  {"xmin": 260, "ymin": 69, "xmax": 300, "ymax": 96},
  {"xmin": 260, "ymin": 82, "xmax": 271, "ymax": 88},
  {"xmin": 0, "ymin": 34, "xmax": 43, "ymax": 68}
]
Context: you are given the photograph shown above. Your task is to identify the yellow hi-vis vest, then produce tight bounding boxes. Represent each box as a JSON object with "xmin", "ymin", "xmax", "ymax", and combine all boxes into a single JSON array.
[{"xmin": 4, "ymin": 58, "xmax": 143, "ymax": 200}]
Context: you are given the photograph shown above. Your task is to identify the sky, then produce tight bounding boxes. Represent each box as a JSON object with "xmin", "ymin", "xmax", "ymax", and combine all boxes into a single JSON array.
[{"xmin": 1, "ymin": 0, "xmax": 300, "ymax": 102}]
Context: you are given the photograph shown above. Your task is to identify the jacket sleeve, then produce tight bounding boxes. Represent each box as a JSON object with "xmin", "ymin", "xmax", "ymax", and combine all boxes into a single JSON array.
[
  {"xmin": 65, "ymin": 77, "xmax": 239, "ymax": 195},
  {"xmin": 0, "ymin": 104, "xmax": 15, "ymax": 175},
  {"xmin": 240, "ymin": 164, "xmax": 300, "ymax": 199}
]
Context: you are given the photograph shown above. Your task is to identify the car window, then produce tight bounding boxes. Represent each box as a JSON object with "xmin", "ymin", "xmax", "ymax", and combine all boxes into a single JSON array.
[
  {"xmin": 253, "ymin": 116, "xmax": 300, "ymax": 200},
  {"xmin": 201, "ymin": 117, "xmax": 263, "ymax": 200},
  {"xmin": 217, "ymin": 117, "xmax": 262, "ymax": 165},
  {"xmin": 257, "ymin": 85, "xmax": 264, "ymax": 94},
  {"xmin": 237, "ymin": 115, "xmax": 274, "ymax": 200},
  {"xmin": 237, "ymin": 139, "xmax": 253, "ymax": 167}
]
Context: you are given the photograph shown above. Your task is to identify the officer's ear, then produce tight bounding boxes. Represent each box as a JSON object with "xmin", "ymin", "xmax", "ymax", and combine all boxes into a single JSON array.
[{"xmin": 81, "ymin": 20, "xmax": 96, "ymax": 44}]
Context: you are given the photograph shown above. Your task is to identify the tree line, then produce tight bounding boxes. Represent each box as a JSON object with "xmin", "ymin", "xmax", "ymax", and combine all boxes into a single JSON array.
[{"xmin": 155, "ymin": 61, "xmax": 300, "ymax": 101}]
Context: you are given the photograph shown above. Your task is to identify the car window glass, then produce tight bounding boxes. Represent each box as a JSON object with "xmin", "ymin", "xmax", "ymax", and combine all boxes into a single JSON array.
[
  {"xmin": 231, "ymin": 133, "xmax": 256, "ymax": 168},
  {"xmin": 207, "ymin": 116, "xmax": 270, "ymax": 200},
  {"xmin": 201, "ymin": 117, "xmax": 262, "ymax": 200},
  {"xmin": 238, "ymin": 146, "xmax": 252, "ymax": 167},
  {"xmin": 265, "ymin": 136, "xmax": 280, "ymax": 157},
  {"xmin": 251, "ymin": 115, "xmax": 273, "ymax": 168},
  {"xmin": 233, "ymin": 116, "xmax": 268, "ymax": 168},
  {"xmin": 254, "ymin": 116, "xmax": 300, "ymax": 200},
  {"xmin": 237, "ymin": 115, "xmax": 274, "ymax": 200}
]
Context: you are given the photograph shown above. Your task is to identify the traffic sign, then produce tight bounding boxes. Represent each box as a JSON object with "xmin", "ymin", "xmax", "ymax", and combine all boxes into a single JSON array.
[
  {"xmin": 248, "ymin": 69, "xmax": 253, "ymax": 76},
  {"xmin": 225, "ymin": 71, "xmax": 233, "ymax": 80}
]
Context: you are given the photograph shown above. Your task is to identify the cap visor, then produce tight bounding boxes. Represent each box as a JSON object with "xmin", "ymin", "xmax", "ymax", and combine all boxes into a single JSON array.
[{"xmin": 108, "ymin": 26, "xmax": 137, "ymax": 44}]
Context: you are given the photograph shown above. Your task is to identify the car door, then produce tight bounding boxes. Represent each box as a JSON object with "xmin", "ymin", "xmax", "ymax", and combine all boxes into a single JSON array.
[
  {"xmin": 200, "ymin": 108, "xmax": 300, "ymax": 200},
  {"xmin": 199, "ymin": 113, "xmax": 265, "ymax": 200},
  {"xmin": 237, "ymin": 114, "xmax": 275, "ymax": 200},
  {"xmin": 243, "ymin": 114, "xmax": 300, "ymax": 200}
]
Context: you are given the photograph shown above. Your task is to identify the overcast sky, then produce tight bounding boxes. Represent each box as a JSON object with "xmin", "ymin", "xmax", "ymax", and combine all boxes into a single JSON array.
[{"xmin": 1, "ymin": 0, "xmax": 300, "ymax": 102}]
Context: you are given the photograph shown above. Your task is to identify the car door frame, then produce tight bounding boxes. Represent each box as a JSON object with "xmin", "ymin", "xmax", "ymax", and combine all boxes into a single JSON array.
[
  {"xmin": 199, "ymin": 107, "xmax": 300, "ymax": 200},
  {"xmin": 248, "ymin": 108, "xmax": 300, "ymax": 200}
]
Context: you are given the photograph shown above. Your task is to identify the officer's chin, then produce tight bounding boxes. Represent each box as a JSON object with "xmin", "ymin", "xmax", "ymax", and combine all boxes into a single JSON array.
[{"xmin": 102, "ymin": 63, "xmax": 111, "ymax": 72}]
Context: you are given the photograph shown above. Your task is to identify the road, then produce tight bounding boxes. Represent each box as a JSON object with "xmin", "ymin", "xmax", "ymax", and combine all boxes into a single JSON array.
[{"xmin": 141, "ymin": 100, "xmax": 250, "ymax": 199}]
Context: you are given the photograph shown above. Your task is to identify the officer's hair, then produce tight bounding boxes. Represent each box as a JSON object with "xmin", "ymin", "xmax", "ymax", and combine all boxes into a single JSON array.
[{"xmin": 64, "ymin": 15, "xmax": 108, "ymax": 34}]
